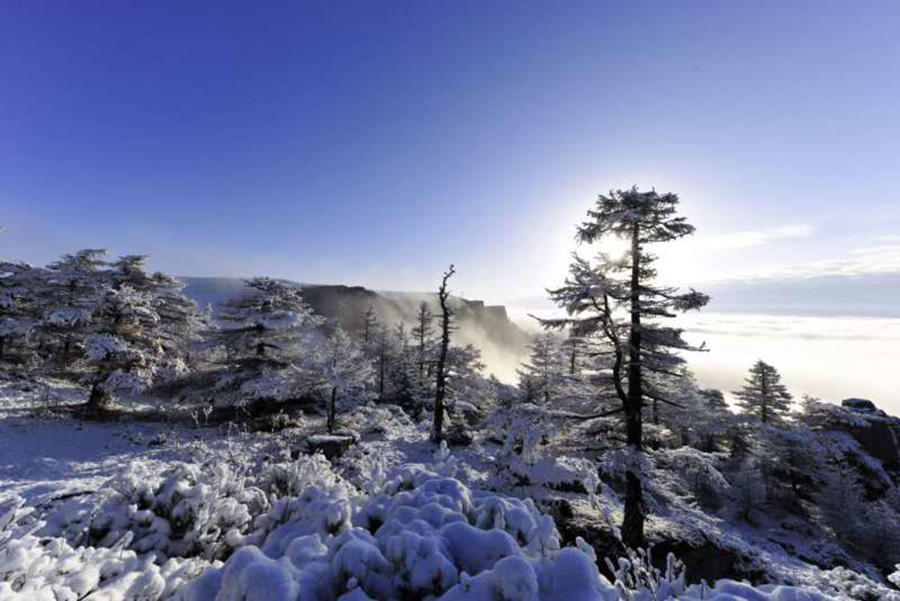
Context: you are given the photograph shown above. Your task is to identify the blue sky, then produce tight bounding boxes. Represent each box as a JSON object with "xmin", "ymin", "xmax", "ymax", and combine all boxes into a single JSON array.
[{"xmin": 2, "ymin": 1, "xmax": 899, "ymax": 310}]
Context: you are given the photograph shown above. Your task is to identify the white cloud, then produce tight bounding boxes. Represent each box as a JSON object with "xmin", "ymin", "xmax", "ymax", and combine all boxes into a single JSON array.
[
  {"xmin": 722, "ymin": 243, "xmax": 900, "ymax": 283},
  {"xmin": 697, "ymin": 223, "xmax": 814, "ymax": 250}
]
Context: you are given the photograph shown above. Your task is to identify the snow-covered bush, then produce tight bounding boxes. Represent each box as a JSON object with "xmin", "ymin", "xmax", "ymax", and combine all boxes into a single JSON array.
[
  {"xmin": 729, "ymin": 458, "xmax": 767, "ymax": 521},
  {"xmin": 61, "ymin": 461, "xmax": 267, "ymax": 561},
  {"xmin": 178, "ymin": 461, "xmax": 833, "ymax": 601},
  {"xmin": 0, "ymin": 495, "xmax": 209, "ymax": 600},
  {"xmin": 339, "ymin": 402, "xmax": 419, "ymax": 440},
  {"xmin": 653, "ymin": 447, "xmax": 730, "ymax": 503},
  {"xmin": 509, "ymin": 454, "xmax": 598, "ymax": 493},
  {"xmin": 605, "ymin": 547, "xmax": 688, "ymax": 600},
  {"xmin": 181, "ymin": 464, "xmax": 616, "ymax": 601},
  {"xmin": 257, "ymin": 452, "xmax": 356, "ymax": 500}
]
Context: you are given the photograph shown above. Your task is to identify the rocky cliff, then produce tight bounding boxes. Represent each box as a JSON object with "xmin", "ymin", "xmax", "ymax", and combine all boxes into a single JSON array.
[{"xmin": 181, "ymin": 277, "xmax": 529, "ymax": 381}]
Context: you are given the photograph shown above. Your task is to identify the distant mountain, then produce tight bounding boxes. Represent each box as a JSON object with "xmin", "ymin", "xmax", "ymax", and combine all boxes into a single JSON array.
[{"xmin": 180, "ymin": 277, "xmax": 530, "ymax": 382}]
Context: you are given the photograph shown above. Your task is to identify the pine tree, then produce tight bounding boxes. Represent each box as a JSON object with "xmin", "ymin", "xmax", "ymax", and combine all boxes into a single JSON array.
[
  {"xmin": 361, "ymin": 306, "xmax": 379, "ymax": 345},
  {"xmin": 695, "ymin": 388, "xmax": 732, "ymax": 452},
  {"xmin": 375, "ymin": 323, "xmax": 389, "ymax": 399},
  {"xmin": 444, "ymin": 343, "xmax": 486, "ymax": 403},
  {"xmin": 733, "ymin": 360, "xmax": 792, "ymax": 425},
  {"xmin": 732, "ymin": 458, "xmax": 767, "ymax": 521},
  {"xmin": 209, "ymin": 278, "xmax": 323, "ymax": 406},
  {"xmin": 316, "ymin": 327, "xmax": 373, "ymax": 433},
  {"xmin": 542, "ymin": 187, "xmax": 709, "ymax": 547},
  {"xmin": 0, "ymin": 261, "xmax": 46, "ymax": 362},
  {"xmin": 517, "ymin": 333, "xmax": 565, "ymax": 405},
  {"xmin": 35, "ymin": 249, "xmax": 109, "ymax": 369},
  {"xmin": 388, "ymin": 322, "xmax": 418, "ymax": 407},
  {"xmin": 109, "ymin": 255, "xmax": 206, "ymax": 379},
  {"xmin": 432, "ymin": 265, "xmax": 455, "ymax": 443},
  {"xmin": 562, "ymin": 332, "xmax": 585, "ymax": 376},
  {"xmin": 410, "ymin": 301, "xmax": 434, "ymax": 391},
  {"xmin": 84, "ymin": 285, "xmax": 163, "ymax": 409}
]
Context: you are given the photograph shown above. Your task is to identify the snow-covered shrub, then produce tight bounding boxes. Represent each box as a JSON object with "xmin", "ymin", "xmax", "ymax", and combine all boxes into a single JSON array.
[
  {"xmin": 796, "ymin": 565, "xmax": 900, "ymax": 601},
  {"xmin": 181, "ymin": 464, "xmax": 617, "ymax": 601},
  {"xmin": 654, "ymin": 447, "xmax": 730, "ymax": 504},
  {"xmin": 509, "ymin": 454, "xmax": 598, "ymax": 493},
  {"xmin": 257, "ymin": 452, "xmax": 355, "ymax": 500},
  {"xmin": 484, "ymin": 403, "xmax": 549, "ymax": 455},
  {"xmin": 179, "ymin": 461, "xmax": 833, "ymax": 601},
  {"xmin": 340, "ymin": 402, "xmax": 420, "ymax": 439},
  {"xmin": 605, "ymin": 547, "xmax": 687, "ymax": 600},
  {"xmin": 68, "ymin": 461, "xmax": 267, "ymax": 561},
  {"xmin": 0, "ymin": 495, "xmax": 209, "ymax": 600},
  {"xmin": 729, "ymin": 458, "xmax": 767, "ymax": 521},
  {"xmin": 242, "ymin": 456, "xmax": 355, "ymax": 555}
]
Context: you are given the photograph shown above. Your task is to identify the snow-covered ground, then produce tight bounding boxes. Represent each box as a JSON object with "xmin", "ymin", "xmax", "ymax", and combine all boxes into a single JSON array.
[{"xmin": 0, "ymin": 379, "xmax": 891, "ymax": 600}]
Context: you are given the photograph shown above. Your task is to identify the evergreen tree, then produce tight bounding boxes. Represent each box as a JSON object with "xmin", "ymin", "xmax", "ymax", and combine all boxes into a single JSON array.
[
  {"xmin": 542, "ymin": 187, "xmax": 709, "ymax": 547},
  {"xmin": 315, "ymin": 327, "xmax": 374, "ymax": 433},
  {"xmin": 109, "ymin": 255, "xmax": 206, "ymax": 378},
  {"xmin": 359, "ymin": 306, "xmax": 381, "ymax": 395},
  {"xmin": 444, "ymin": 343, "xmax": 486, "ymax": 403},
  {"xmin": 388, "ymin": 322, "xmax": 418, "ymax": 407},
  {"xmin": 375, "ymin": 323, "xmax": 389, "ymax": 399},
  {"xmin": 516, "ymin": 333, "xmax": 565, "ymax": 405},
  {"xmin": 432, "ymin": 265, "xmax": 455, "ymax": 443},
  {"xmin": 0, "ymin": 261, "xmax": 46, "ymax": 362},
  {"xmin": 562, "ymin": 331, "xmax": 586, "ymax": 376},
  {"xmin": 361, "ymin": 306, "xmax": 379, "ymax": 345},
  {"xmin": 410, "ymin": 301, "xmax": 434, "ymax": 391},
  {"xmin": 84, "ymin": 285, "xmax": 163, "ymax": 409},
  {"xmin": 209, "ymin": 278, "xmax": 323, "ymax": 406},
  {"xmin": 695, "ymin": 388, "xmax": 732, "ymax": 452},
  {"xmin": 733, "ymin": 360, "xmax": 792, "ymax": 425},
  {"xmin": 35, "ymin": 249, "xmax": 109, "ymax": 368}
]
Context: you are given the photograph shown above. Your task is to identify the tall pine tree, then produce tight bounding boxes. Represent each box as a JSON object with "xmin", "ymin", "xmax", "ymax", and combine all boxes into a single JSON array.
[
  {"xmin": 543, "ymin": 187, "xmax": 708, "ymax": 547},
  {"xmin": 733, "ymin": 360, "xmax": 792, "ymax": 425}
]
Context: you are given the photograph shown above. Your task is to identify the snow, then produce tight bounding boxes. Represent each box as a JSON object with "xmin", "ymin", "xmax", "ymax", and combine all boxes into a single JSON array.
[{"xmin": 0, "ymin": 380, "xmax": 889, "ymax": 600}]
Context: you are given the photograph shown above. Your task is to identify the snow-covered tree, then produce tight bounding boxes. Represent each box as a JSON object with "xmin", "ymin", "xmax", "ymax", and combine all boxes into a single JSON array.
[
  {"xmin": 542, "ymin": 187, "xmax": 709, "ymax": 547},
  {"xmin": 517, "ymin": 332, "xmax": 565, "ymax": 405},
  {"xmin": 411, "ymin": 300, "xmax": 435, "ymax": 390},
  {"xmin": 114, "ymin": 256, "xmax": 205, "ymax": 343},
  {"xmin": 432, "ymin": 265, "xmax": 455, "ymax": 443},
  {"xmin": 314, "ymin": 327, "xmax": 374, "ymax": 433},
  {"xmin": 83, "ymin": 284, "xmax": 166, "ymax": 409},
  {"xmin": 360, "ymin": 305, "xmax": 379, "ymax": 346},
  {"xmin": 694, "ymin": 388, "xmax": 734, "ymax": 452},
  {"xmin": 388, "ymin": 322, "xmax": 418, "ymax": 408},
  {"xmin": 561, "ymin": 331, "xmax": 587, "ymax": 376},
  {"xmin": 208, "ymin": 278, "xmax": 324, "ymax": 406},
  {"xmin": 34, "ymin": 249, "xmax": 109, "ymax": 368},
  {"xmin": 731, "ymin": 458, "xmax": 767, "ymax": 521},
  {"xmin": 733, "ymin": 360, "xmax": 793, "ymax": 425},
  {"xmin": 444, "ymin": 342, "xmax": 486, "ymax": 403},
  {"xmin": 0, "ymin": 261, "xmax": 46, "ymax": 362},
  {"xmin": 108, "ymin": 255, "xmax": 206, "ymax": 382}
]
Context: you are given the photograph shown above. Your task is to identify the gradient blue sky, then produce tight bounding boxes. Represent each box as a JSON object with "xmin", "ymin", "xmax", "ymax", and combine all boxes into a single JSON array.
[{"xmin": 2, "ymin": 1, "xmax": 899, "ymax": 309}]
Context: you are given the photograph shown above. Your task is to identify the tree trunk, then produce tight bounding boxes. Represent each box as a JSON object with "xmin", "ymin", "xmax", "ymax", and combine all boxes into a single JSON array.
[
  {"xmin": 622, "ymin": 223, "xmax": 646, "ymax": 549},
  {"xmin": 87, "ymin": 382, "xmax": 112, "ymax": 411},
  {"xmin": 378, "ymin": 341, "xmax": 385, "ymax": 399},
  {"xmin": 433, "ymin": 312, "xmax": 450, "ymax": 443},
  {"xmin": 327, "ymin": 386, "xmax": 337, "ymax": 433},
  {"xmin": 432, "ymin": 266, "xmax": 454, "ymax": 444},
  {"xmin": 569, "ymin": 343, "xmax": 576, "ymax": 375}
]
